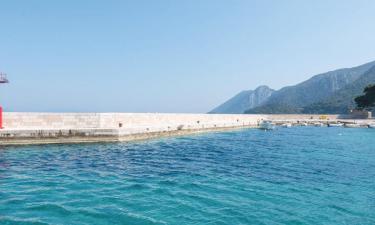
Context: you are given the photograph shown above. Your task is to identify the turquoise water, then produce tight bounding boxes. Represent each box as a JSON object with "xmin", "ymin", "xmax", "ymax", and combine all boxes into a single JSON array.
[{"xmin": 1, "ymin": 127, "xmax": 375, "ymax": 225}]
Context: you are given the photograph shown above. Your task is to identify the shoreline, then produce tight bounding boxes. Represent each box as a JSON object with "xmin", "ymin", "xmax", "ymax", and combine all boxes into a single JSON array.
[{"xmin": 0, "ymin": 112, "xmax": 373, "ymax": 146}]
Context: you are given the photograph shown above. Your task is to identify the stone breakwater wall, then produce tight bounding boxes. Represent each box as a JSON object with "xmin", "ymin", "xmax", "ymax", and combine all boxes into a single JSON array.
[
  {"xmin": 0, "ymin": 113, "xmax": 265, "ymax": 145},
  {"xmin": 0, "ymin": 113, "xmax": 340, "ymax": 145},
  {"xmin": 3, "ymin": 113, "xmax": 266, "ymax": 129}
]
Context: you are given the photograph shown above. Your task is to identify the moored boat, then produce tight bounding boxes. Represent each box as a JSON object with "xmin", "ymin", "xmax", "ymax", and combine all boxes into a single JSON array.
[
  {"xmin": 328, "ymin": 123, "xmax": 343, "ymax": 127},
  {"xmin": 281, "ymin": 123, "xmax": 292, "ymax": 128},
  {"xmin": 259, "ymin": 121, "xmax": 276, "ymax": 130},
  {"xmin": 344, "ymin": 123, "xmax": 362, "ymax": 128}
]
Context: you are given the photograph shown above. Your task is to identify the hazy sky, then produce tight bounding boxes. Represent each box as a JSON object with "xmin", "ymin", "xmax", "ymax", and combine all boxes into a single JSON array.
[{"xmin": 0, "ymin": 0, "xmax": 375, "ymax": 113}]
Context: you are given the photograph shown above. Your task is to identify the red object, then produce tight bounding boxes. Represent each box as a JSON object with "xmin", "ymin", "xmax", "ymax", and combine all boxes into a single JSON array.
[
  {"xmin": 0, "ymin": 72, "xmax": 8, "ymax": 129},
  {"xmin": 0, "ymin": 106, "xmax": 3, "ymax": 129}
]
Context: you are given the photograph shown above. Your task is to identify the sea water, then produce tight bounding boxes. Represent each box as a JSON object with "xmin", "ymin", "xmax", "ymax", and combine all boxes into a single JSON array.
[{"xmin": 0, "ymin": 127, "xmax": 375, "ymax": 225}]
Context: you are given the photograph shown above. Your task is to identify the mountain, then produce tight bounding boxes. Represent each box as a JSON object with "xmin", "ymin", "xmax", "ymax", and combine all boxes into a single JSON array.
[
  {"xmin": 245, "ymin": 60, "xmax": 375, "ymax": 114},
  {"xmin": 302, "ymin": 65, "xmax": 375, "ymax": 114},
  {"xmin": 209, "ymin": 85, "xmax": 274, "ymax": 114}
]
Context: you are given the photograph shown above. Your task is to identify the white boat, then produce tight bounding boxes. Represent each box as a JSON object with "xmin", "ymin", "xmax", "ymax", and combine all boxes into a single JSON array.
[
  {"xmin": 368, "ymin": 124, "xmax": 375, "ymax": 128},
  {"xmin": 281, "ymin": 123, "xmax": 292, "ymax": 128},
  {"xmin": 314, "ymin": 122, "xmax": 325, "ymax": 127},
  {"xmin": 259, "ymin": 121, "xmax": 276, "ymax": 130},
  {"xmin": 300, "ymin": 122, "xmax": 308, "ymax": 126},
  {"xmin": 344, "ymin": 123, "xmax": 362, "ymax": 128},
  {"xmin": 328, "ymin": 123, "xmax": 343, "ymax": 127}
]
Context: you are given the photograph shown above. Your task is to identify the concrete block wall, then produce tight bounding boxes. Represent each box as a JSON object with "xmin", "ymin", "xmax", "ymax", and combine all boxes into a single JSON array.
[
  {"xmin": 3, "ymin": 113, "xmax": 265, "ymax": 130},
  {"xmin": 2, "ymin": 112, "xmax": 341, "ymax": 131},
  {"xmin": 3, "ymin": 113, "xmax": 101, "ymax": 129},
  {"xmin": 100, "ymin": 113, "xmax": 265, "ymax": 129},
  {"xmin": 0, "ymin": 113, "xmax": 349, "ymax": 145}
]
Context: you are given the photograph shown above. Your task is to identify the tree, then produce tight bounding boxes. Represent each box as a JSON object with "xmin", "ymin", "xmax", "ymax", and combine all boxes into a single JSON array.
[{"xmin": 355, "ymin": 84, "xmax": 375, "ymax": 110}]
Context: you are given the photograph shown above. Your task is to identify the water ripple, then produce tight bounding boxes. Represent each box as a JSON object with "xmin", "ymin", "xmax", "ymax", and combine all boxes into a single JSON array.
[{"xmin": 1, "ymin": 127, "xmax": 375, "ymax": 224}]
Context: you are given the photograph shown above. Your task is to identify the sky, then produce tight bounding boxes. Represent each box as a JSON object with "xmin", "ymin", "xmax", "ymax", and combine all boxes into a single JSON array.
[{"xmin": 0, "ymin": 0, "xmax": 375, "ymax": 113}]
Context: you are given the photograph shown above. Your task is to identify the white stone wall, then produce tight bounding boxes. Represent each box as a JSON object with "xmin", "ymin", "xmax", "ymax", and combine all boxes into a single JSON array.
[
  {"xmin": 100, "ymin": 113, "xmax": 265, "ymax": 129},
  {"xmin": 3, "ymin": 113, "xmax": 265, "ymax": 130},
  {"xmin": 2, "ymin": 112, "xmax": 341, "ymax": 131},
  {"xmin": 0, "ymin": 113, "xmax": 348, "ymax": 145},
  {"xmin": 3, "ymin": 113, "xmax": 101, "ymax": 129}
]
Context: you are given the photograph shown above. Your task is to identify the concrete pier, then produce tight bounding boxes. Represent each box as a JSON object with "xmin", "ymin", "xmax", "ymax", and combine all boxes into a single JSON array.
[
  {"xmin": 0, "ymin": 113, "xmax": 265, "ymax": 145},
  {"xmin": 0, "ymin": 113, "xmax": 357, "ymax": 145}
]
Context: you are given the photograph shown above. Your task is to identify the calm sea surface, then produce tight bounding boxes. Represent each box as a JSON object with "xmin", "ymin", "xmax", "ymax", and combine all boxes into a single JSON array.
[{"xmin": 1, "ymin": 127, "xmax": 375, "ymax": 225}]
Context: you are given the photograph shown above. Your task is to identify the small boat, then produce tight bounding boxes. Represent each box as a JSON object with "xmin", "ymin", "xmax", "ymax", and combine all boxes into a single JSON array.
[
  {"xmin": 313, "ymin": 122, "xmax": 325, "ymax": 127},
  {"xmin": 300, "ymin": 122, "xmax": 308, "ymax": 126},
  {"xmin": 328, "ymin": 123, "xmax": 343, "ymax": 127},
  {"xmin": 344, "ymin": 123, "xmax": 362, "ymax": 128},
  {"xmin": 259, "ymin": 121, "xmax": 276, "ymax": 130},
  {"xmin": 281, "ymin": 123, "xmax": 292, "ymax": 128},
  {"xmin": 368, "ymin": 124, "xmax": 375, "ymax": 128}
]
